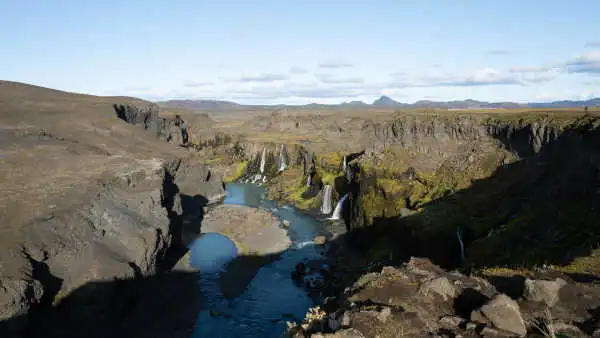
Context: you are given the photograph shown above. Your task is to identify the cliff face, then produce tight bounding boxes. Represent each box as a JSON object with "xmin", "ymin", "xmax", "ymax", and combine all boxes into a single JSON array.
[
  {"xmin": 0, "ymin": 81, "xmax": 225, "ymax": 336},
  {"xmin": 210, "ymin": 111, "xmax": 599, "ymax": 273},
  {"xmin": 114, "ymin": 103, "xmax": 190, "ymax": 145}
]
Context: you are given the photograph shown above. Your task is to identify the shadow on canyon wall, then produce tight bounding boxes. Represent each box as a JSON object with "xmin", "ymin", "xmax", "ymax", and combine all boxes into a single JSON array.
[
  {"xmin": 335, "ymin": 118, "xmax": 600, "ymax": 287},
  {"xmin": 0, "ymin": 189, "xmax": 283, "ymax": 338},
  {"xmin": 0, "ymin": 253, "xmax": 285, "ymax": 338}
]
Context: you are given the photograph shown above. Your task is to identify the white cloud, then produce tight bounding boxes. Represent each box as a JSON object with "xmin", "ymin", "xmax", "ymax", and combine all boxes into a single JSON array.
[
  {"xmin": 238, "ymin": 73, "xmax": 290, "ymax": 82},
  {"xmin": 386, "ymin": 68, "xmax": 524, "ymax": 88},
  {"xmin": 509, "ymin": 66, "xmax": 553, "ymax": 73},
  {"xmin": 182, "ymin": 80, "xmax": 211, "ymax": 88},
  {"xmin": 562, "ymin": 50, "xmax": 600, "ymax": 75},
  {"xmin": 318, "ymin": 61, "xmax": 354, "ymax": 69},
  {"xmin": 289, "ymin": 66, "xmax": 308, "ymax": 74},
  {"xmin": 116, "ymin": 54, "xmax": 600, "ymax": 104},
  {"xmin": 316, "ymin": 73, "xmax": 364, "ymax": 84}
]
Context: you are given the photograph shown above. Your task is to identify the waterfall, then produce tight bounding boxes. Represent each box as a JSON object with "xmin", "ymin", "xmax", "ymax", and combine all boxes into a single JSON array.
[
  {"xmin": 328, "ymin": 194, "xmax": 348, "ymax": 220},
  {"xmin": 320, "ymin": 185, "xmax": 333, "ymax": 215},
  {"xmin": 306, "ymin": 174, "xmax": 311, "ymax": 187},
  {"xmin": 278, "ymin": 145, "xmax": 287, "ymax": 172},
  {"xmin": 342, "ymin": 156, "xmax": 347, "ymax": 172},
  {"xmin": 456, "ymin": 227, "xmax": 465, "ymax": 262},
  {"xmin": 259, "ymin": 148, "xmax": 266, "ymax": 174}
]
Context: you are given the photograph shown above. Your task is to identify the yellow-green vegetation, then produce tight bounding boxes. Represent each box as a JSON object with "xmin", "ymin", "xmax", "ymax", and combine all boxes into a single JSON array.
[
  {"xmin": 359, "ymin": 152, "xmax": 412, "ymax": 178},
  {"xmin": 317, "ymin": 151, "xmax": 344, "ymax": 169},
  {"xmin": 243, "ymin": 132, "xmax": 328, "ymax": 145},
  {"xmin": 475, "ymin": 266, "xmax": 535, "ymax": 278},
  {"xmin": 52, "ymin": 289, "xmax": 71, "ymax": 306},
  {"xmin": 267, "ymin": 167, "xmax": 320, "ymax": 210},
  {"xmin": 224, "ymin": 161, "xmax": 248, "ymax": 183},
  {"xmin": 361, "ymin": 184, "xmax": 405, "ymax": 223},
  {"xmin": 319, "ymin": 169, "xmax": 342, "ymax": 186},
  {"xmin": 555, "ymin": 249, "xmax": 600, "ymax": 276}
]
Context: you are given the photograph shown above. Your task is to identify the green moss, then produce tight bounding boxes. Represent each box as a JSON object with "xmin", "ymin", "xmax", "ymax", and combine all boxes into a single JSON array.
[
  {"xmin": 408, "ymin": 181, "xmax": 427, "ymax": 207},
  {"xmin": 318, "ymin": 151, "xmax": 343, "ymax": 164},
  {"xmin": 283, "ymin": 183, "xmax": 320, "ymax": 210},
  {"xmin": 320, "ymin": 170, "xmax": 342, "ymax": 186},
  {"xmin": 224, "ymin": 161, "xmax": 248, "ymax": 183},
  {"xmin": 559, "ymin": 249, "xmax": 600, "ymax": 275},
  {"xmin": 377, "ymin": 178, "xmax": 406, "ymax": 195},
  {"xmin": 360, "ymin": 183, "xmax": 408, "ymax": 225},
  {"xmin": 266, "ymin": 167, "xmax": 320, "ymax": 210}
]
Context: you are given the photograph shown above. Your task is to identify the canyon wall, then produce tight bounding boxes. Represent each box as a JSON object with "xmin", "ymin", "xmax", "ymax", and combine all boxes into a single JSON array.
[{"xmin": 0, "ymin": 81, "xmax": 225, "ymax": 336}]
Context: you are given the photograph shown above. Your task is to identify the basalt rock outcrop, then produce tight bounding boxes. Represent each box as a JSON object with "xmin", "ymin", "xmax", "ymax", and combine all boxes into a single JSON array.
[
  {"xmin": 114, "ymin": 103, "xmax": 191, "ymax": 145},
  {"xmin": 296, "ymin": 258, "xmax": 600, "ymax": 337}
]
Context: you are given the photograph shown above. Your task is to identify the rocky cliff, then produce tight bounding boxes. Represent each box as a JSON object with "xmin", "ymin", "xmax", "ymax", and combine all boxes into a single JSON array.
[
  {"xmin": 195, "ymin": 110, "xmax": 600, "ymax": 273},
  {"xmin": 0, "ymin": 81, "xmax": 225, "ymax": 337}
]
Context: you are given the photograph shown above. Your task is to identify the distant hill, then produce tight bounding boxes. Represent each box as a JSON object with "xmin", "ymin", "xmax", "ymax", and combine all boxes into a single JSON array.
[
  {"xmin": 156, "ymin": 96, "xmax": 600, "ymax": 111},
  {"xmin": 528, "ymin": 98, "xmax": 600, "ymax": 108},
  {"xmin": 372, "ymin": 96, "xmax": 407, "ymax": 107}
]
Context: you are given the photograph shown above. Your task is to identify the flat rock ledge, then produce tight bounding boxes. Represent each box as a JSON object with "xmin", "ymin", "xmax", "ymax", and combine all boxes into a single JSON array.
[{"xmin": 201, "ymin": 204, "xmax": 291, "ymax": 255}]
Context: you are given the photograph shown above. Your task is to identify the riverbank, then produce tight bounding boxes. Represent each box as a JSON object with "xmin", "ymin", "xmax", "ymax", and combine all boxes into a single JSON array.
[{"xmin": 180, "ymin": 183, "xmax": 329, "ymax": 337}]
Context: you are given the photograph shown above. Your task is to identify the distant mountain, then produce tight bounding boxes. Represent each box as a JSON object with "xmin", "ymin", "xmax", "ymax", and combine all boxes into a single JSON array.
[
  {"xmin": 372, "ymin": 96, "xmax": 406, "ymax": 107},
  {"xmin": 529, "ymin": 98, "xmax": 600, "ymax": 108},
  {"xmin": 155, "ymin": 96, "xmax": 600, "ymax": 111},
  {"xmin": 340, "ymin": 100, "xmax": 369, "ymax": 107}
]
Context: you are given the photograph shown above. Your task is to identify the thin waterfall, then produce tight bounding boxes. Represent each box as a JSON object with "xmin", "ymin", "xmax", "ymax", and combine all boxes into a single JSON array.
[
  {"xmin": 278, "ymin": 145, "xmax": 287, "ymax": 171},
  {"xmin": 320, "ymin": 185, "xmax": 333, "ymax": 215},
  {"xmin": 306, "ymin": 174, "xmax": 311, "ymax": 187},
  {"xmin": 342, "ymin": 156, "xmax": 347, "ymax": 172},
  {"xmin": 328, "ymin": 194, "xmax": 348, "ymax": 220},
  {"xmin": 259, "ymin": 148, "xmax": 266, "ymax": 174},
  {"xmin": 456, "ymin": 227, "xmax": 465, "ymax": 262}
]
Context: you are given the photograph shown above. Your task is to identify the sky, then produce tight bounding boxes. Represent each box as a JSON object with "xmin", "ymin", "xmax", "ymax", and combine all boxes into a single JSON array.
[{"xmin": 1, "ymin": 0, "xmax": 600, "ymax": 105}]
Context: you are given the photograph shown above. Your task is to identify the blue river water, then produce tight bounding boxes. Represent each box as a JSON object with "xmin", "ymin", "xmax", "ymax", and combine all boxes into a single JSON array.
[{"xmin": 189, "ymin": 183, "xmax": 327, "ymax": 338}]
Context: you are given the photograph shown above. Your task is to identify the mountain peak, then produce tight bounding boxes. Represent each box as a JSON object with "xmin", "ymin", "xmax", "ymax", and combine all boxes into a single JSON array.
[{"xmin": 372, "ymin": 96, "xmax": 401, "ymax": 106}]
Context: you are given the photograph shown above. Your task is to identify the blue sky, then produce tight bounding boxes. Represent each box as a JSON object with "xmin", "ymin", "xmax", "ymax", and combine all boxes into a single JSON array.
[{"xmin": 2, "ymin": 1, "xmax": 600, "ymax": 104}]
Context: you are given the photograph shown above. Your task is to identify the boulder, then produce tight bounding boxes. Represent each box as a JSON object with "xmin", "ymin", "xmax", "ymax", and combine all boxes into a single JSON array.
[
  {"xmin": 418, "ymin": 276, "xmax": 458, "ymax": 301},
  {"xmin": 471, "ymin": 294, "xmax": 527, "ymax": 337},
  {"xmin": 439, "ymin": 315, "xmax": 465, "ymax": 328},
  {"xmin": 376, "ymin": 307, "xmax": 392, "ymax": 323},
  {"xmin": 404, "ymin": 257, "xmax": 444, "ymax": 279},
  {"xmin": 523, "ymin": 278, "xmax": 566, "ymax": 307}
]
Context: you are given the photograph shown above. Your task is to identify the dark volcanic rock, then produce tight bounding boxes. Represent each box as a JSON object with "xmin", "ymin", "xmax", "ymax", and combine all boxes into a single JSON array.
[{"xmin": 0, "ymin": 81, "xmax": 225, "ymax": 337}]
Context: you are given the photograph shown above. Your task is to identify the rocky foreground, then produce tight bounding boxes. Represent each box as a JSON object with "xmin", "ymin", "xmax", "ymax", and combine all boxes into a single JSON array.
[{"xmin": 290, "ymin": 257, "xmax": 600, "ymax": 337}]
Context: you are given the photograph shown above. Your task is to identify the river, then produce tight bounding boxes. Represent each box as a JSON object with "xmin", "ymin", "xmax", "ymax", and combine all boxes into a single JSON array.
[{"xmin": 189, "ymin": 183, "xmax": 328, "ymax": 337}]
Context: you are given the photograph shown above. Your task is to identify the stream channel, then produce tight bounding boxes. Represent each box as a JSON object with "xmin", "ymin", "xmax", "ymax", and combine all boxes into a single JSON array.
[{"xmin": 189, "ymin": 183, "xmax": 330, "ymax": 337}]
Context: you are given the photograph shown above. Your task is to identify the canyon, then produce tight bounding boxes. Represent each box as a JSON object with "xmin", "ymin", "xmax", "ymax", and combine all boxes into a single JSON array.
[{"xmin": 1, "ymin": 80, "xmax": 600, "ymax": 337}]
